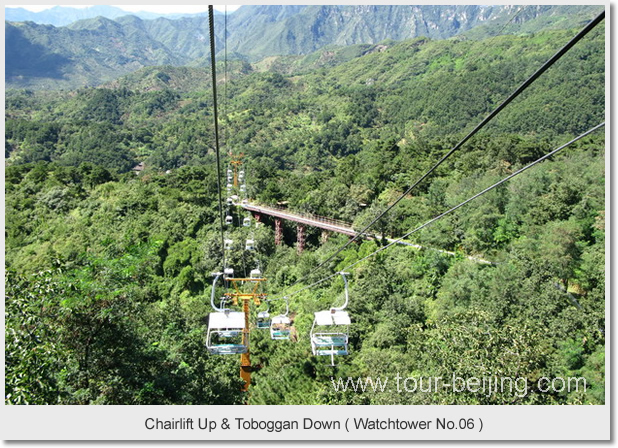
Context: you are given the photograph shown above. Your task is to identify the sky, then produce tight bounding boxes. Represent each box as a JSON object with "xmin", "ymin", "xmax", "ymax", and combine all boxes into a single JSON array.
[{"xmin": 5, "ymin": 5, "xmax": 241, "ymax": 14}]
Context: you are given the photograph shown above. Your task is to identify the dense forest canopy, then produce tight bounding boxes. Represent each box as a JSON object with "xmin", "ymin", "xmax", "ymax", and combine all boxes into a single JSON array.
[{"xmin": 5, "ymin": 19, "xmax": 605, "ymax": 405}]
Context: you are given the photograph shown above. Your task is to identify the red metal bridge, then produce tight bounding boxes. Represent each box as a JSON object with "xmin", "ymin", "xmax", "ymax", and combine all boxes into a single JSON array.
[
  {"xmin": 240, "ymin": 201, "xmax": 494, "ymax": 264},
  {"xmin": 241, "ymin": 202, "xmax": 357, "ymax": 236}
]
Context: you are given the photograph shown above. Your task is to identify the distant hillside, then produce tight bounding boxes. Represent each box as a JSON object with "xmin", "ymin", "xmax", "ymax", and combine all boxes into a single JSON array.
[
  {"xmin": 4, "ymin": 5, "xmax": 214, "ymax": 27},
  {"xmin": 6, "ymin": 5, "xmax": 603, "ymax": 90},
  {"xmin": 5, "ymin": 19, "xmax": 186, "ymax": 89}
]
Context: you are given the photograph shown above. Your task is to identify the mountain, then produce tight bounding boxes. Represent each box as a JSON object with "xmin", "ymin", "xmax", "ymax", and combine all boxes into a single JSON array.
[
  {"xmin": 6, "ymin": 5, "xmax": 603, "ymax": 90},
  {"xmin": 5, "ymin": 18, "xmax": 186, "ymax": 89},
  {"xmin": 4, "ymin": 5, "xmax": 216, "ymax": 27}
]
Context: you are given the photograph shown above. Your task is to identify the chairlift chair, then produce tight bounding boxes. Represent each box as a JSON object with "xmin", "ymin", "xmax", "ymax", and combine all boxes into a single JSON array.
[
  {"xmin": 206, "ymin": 311, "xmax": 248, "ymax": 354},
  {"xmin": 256, "ymin": 302, "xmax": 270, "ymax": 329},
  {"xmin": 270, "ymin": 315, "xmax": 291, "ymax": 340},
  {"xmin": 206, "ymin": 273, "xmax": 248, "ymax": 354},
  {"xmin": 243, "ymin": 217, "xmax": 251, "ymax": 227},
  {"xmin": 225, "ymin": 215, "xmax": 233, "ymax": 225},
  {"xmin": 270, "ymin": 297, "xmax": 291, "ymax": 340},
  {"xmin": 223, "ymin": 267, "xmax": 234, "ymax": 278},
  {"xmin": 224, "ymin": 239, "xmax": 234, "ymax": 250},
  {"xmin": 310, "ymin": 273, "xmax": 351, "ymax": 365},
  {"xmin": 245, "ymin": 239, "xmax": 255, "ymax": 251},
  {"xmin": 226, "ymin": 197, "xmax": 233, "ymax": 206},
  {"xmin": 240, "ymin": 184, "xmax": 246, "ymax": 193},
  {"xmin": 250, "ymin": 268, "xmax": 262, "ymax": 279}
]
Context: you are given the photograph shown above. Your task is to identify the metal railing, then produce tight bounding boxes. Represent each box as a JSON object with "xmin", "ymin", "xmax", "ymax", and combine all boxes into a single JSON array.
[{"xmin": 242, "ymin": 202, "xmax": 356, "ymax": 233}]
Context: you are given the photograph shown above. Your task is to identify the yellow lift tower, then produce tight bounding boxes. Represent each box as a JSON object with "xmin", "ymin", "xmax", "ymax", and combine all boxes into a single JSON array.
[
  {"xmin": 224, "ymin": 274, "xmax": 267, "ymax": 391},
  {"xmin": 229, "ymin": 153, "xmax": 245, "ymax": 188}
]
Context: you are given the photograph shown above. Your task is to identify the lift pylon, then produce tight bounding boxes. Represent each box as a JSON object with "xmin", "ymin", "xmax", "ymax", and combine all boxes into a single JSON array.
[
  {"xmin": 229, "ymin": 153, "xmax": 245, "ymax": 188},
  {"xmin": 223, "ymin": 276, "xmax": 267, "ymax": 391}
]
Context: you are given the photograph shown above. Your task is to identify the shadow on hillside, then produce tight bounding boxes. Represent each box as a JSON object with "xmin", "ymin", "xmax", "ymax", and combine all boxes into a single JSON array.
[{"xmin": 5, "ymin": 24, "xmax": 70, "ymax": 80}]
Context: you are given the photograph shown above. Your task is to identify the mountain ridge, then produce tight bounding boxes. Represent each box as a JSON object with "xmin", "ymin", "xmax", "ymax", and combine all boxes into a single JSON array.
[{"xmin": 5, "ymin": 5, "xmax": 603, "ymax": 90}]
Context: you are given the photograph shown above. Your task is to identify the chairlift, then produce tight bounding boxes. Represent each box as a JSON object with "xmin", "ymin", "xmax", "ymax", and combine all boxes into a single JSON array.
[
  {"xmin": 240, "ymin": 184, "xmax": 246, "ymax": 193},
  {"xmin": 206, "ymin": 273, "xmax": 248, "ymax": 354},
  {"xmin": 243, "ymin": 217, "xmax": 251, "ymax": 227},
  {"xmin": 250, "ymin": 268, "xmax": 262, "ymax": 279},
  {"xmin": 245, "ymin": 239, "xmax": 255, "ymax": 251},
  {"xmin": 270, "ymin": 297, "xmax": 291, "ymax": 340},
  {"xmin": 226, "ymin": 197, "xmax": 233, "ymax": 206},
  {"xmin": 310, "ymin": 272, "xmax": 351, "ymax": 365},
  {"xmin": 225, "ymin": 215, "xmax": 233, "ymax": 225},
  {"xmin": 224, "ymin": 267, "xmax": 234, "ymax": 278},
  {"xmin": 257, "ymin": 302, "xmax": 270, "ymax": 329},
  {"xmin": 224, "ymin": 239, "xmax": 234, "ymax": 251},
  {"xmin": 242, "ymin": 198, "xmax": 249, "ymax": 205}
]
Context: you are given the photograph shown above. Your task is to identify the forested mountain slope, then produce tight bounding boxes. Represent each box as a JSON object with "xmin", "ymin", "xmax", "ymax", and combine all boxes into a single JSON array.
[{"xmin": 5, "ymin": 21, "xmax": 605, "ymax": 405}]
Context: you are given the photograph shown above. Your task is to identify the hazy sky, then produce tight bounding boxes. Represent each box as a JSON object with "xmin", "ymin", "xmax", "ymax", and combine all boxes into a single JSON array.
[{"xmin": 6, "ymin": 5, "xmax": 242, "ymax": 14}]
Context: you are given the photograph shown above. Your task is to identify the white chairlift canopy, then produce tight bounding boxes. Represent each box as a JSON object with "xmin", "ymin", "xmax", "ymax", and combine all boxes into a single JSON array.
[
  {"xmin": 314, "ymin": 310, "xmax": 351, "ymax": 326},
  {"xmin": 271, "ymin": 315, "xmax": 290, "ymax": 325},
  {"xmin": 208, "ymin": 312, "xmax": 245, "ymax": 329}
]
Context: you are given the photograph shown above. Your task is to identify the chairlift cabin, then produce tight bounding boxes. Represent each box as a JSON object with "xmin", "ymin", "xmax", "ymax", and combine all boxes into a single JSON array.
[
  {"xmin": 245, "ymin": 239, "xmax": 255, "ymax": 251},
  {"xmin": 243, "ymin": 217, "xmax": 251, "ymax": 227},
  {"xmin": 310, "ymin": 310, "xmax": 350, "ymax": 362},
  {"xmin": 270, "ymin": 297, "xmax": 291, "ymax": 340},
  {"xmin": 224, "ymin": 239, "xmax": 234, "ymax": 250},
  {"xmin": 225, "ymin": 215, "xmax": 233, "ymax": 225},
  {"xmin": 257, "ymin": 302, "xmax": 270, "ymax": 329},
  {"xmin": 206, "ymin": 311, "xmax": 247, "ymax": 354},
  {"xmin": 206, "ymin": 273, "xmax": 248, "ymax": 354},
  {"xmin": 270, "ymin": 315, "xmax": 291, "ymax": 340},
  {"xmin": 310, "ymin": 273, "xmax": 351, "ymax": 365}
]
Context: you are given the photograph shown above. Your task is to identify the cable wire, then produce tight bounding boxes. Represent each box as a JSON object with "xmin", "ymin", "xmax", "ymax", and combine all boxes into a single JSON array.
[
  {"xmin": 272, "ymin": 122, "xmax": 604, "ymax": 300},
  {"xmin": 224, "ymin": 5, "xmax": 228, "ymax": 153},
  {"xmin": 277, "ymin": 10, "xmax": 605, "ymax": 294},
  {"xmin": 208, "ymin": 5, "xmax": 226, "ymax": 270}
]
